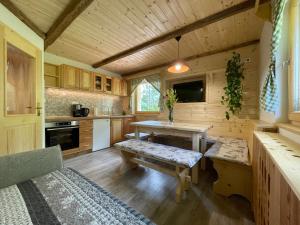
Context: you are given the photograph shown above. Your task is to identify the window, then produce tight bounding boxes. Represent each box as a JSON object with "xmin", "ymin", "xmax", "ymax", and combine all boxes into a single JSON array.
[{"xmin": 135, "ymin": 79, "xmax": 160, "ymax": 113}]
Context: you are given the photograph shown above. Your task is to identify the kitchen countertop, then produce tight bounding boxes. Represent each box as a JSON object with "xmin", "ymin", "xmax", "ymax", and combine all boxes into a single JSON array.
[{"xmin": 45, "ymin": 115, "xmax": 135, "ymax": 122}]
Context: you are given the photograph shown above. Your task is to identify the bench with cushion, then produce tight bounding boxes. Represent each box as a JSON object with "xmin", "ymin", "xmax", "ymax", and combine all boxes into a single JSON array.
[
  {"xmin": 204, "ymin": 136, "xmax": 252, "ymax": 202},
  {"xmin": 115, "ymin": 139, "xmax": 202, "ymax": 202},
  {"xmin": 125, "ymin": 132, "xmax": 150, "ymax": 140}
]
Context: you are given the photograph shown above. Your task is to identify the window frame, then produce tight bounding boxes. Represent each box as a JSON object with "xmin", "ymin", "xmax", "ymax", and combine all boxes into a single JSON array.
[
  {"xmin": 288, "ymin": 0, "xmax": 300, "ymax": 122},
  {"xmin": 134, "ymin": 79, "xmax": 160, "ymax": 114}
]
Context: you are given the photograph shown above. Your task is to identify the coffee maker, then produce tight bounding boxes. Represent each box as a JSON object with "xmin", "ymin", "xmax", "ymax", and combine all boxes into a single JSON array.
[{"xmin": 72, "ymin": 104, "xmax": 82, "ymax": 117}]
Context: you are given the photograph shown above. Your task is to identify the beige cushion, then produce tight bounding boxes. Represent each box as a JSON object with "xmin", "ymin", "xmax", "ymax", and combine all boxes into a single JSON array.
[
  {"xmin": 115, "ymin": 139, "xmax": 202, "ymax": 168},
  {"xmin": 125, "ymin": 132, "xmax": 150, "ymax": 140}
]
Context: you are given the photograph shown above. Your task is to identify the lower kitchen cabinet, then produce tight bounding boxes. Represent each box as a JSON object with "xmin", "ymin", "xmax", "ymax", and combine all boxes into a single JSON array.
[
  {"xmin": 122, "ymin": 117, "xmax": 135, "ymax": 138},
  {"xmin": 111, "ymin": 118, "xmax": 123, "ymax": 145},
  {"xmin": 79, "ymin": 120, "xmax": 93, "ymax": 151}
]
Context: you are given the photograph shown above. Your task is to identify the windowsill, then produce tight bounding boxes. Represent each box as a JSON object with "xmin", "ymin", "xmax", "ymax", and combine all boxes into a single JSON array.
[
  {"xmin": 134, "ymin": 112, "xmax": 160, "ymax": 115},
  {"xmin": 288, "ymin": 112, "xmax": 300, "ymax": 122},
  {"xmin": 277, "ymin": 123, "xmax": 300, "ymax": 136}
]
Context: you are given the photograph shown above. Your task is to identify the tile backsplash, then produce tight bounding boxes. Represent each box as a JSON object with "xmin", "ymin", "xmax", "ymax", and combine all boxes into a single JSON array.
[{"xmin": 45, "ymin": 88, "xmax": 123, "ymax": 116}]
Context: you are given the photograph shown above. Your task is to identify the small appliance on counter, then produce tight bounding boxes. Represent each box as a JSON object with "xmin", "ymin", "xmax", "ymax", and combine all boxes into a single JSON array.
[{"xmin": 72, "ymin": 104, "xmax": 90, "ymax": 117}]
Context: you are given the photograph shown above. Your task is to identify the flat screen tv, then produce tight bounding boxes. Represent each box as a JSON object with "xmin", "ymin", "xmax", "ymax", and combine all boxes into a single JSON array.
[{"xmin": 173, "ymin": 80, "xmax": 205, "ymax": 103}]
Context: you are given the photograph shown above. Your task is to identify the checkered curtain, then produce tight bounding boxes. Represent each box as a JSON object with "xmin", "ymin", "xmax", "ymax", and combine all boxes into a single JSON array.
[{"xmin": 260, "ymin": 0, "xmax": 287, "ymax": 112}]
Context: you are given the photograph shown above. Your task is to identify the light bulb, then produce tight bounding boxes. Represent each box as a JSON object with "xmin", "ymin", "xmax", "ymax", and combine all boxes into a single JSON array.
[{"xmin": 175, "ymin": 63, "xmax": 182, "ymax": 71}]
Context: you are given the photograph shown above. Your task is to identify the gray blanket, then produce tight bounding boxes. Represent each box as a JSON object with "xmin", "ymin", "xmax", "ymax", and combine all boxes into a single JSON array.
[{"xmin": 0, "ymin": 168, "xmax": 154, "ymax": 225}]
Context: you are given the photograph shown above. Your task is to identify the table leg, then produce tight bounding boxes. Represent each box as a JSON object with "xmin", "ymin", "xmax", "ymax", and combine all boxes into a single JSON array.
[
  {"xmin": 135, "ymin": 127, "xmax": 140, "ymax": 140},
  {"xmin": 192, "ymin": 133, "xmax": 200, "ymax": 184},
  {"xmin": 200, "ymin": 132, "xmax": 207, "ymax": 170}
]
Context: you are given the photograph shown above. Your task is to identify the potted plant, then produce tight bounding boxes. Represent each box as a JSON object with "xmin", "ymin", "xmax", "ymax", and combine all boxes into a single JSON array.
[
  {"xmin": 221, "ymin": 52, "xmax": 245, "ymax": 120},
  {"xmin": 165, "ymin": 89, "xmax": 178, "ymax": 123}
]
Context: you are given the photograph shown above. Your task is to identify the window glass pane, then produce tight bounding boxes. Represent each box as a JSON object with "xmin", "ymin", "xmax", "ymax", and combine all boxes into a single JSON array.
[
  {"xmin": 136, "ymin": 80, "xmax": 160, "ymax": 112},
  {"xmin": 6, "ymin": 42, "xmax": 36, "ymax": 115},
  {"xmin": 293, "ymin": 4, "xmax": 300, "ymax": 111}
]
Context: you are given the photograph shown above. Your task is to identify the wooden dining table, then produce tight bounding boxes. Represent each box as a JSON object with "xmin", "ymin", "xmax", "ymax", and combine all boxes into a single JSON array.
[{"xmin": 130, "ymin": 120, "xmax": 213, "ymax": 184}]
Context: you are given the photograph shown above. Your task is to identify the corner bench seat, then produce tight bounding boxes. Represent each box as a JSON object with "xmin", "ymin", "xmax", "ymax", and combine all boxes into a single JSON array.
[
  {"xmin": 115, "ymin": 139, "xmax": 202, "ymax": 168},
  {"xmin": 204, "ymin": 136, "xmax": 252, "ymax": 202},
  {"xmin": 205, "ymin": 136, "xmax": 250, "ymax": 165},
  {"xmin": 114, "ymin": 139, "xmax": 202, "ymax": 202}
]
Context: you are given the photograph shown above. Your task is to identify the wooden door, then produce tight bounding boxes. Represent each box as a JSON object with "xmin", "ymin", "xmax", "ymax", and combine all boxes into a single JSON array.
[
  {"xmin": 79, "ymin": 120, "xmax": 93, "ymax": 152},
  {"xmin": 0, "ymin": 24, "xmax": 43, "ymax": 156},
  {"xmin": 111, "ymin": 118, "xmax": 123, "ymax": 144},
  {"xmin": 94, "ymin": 73, "xmax": 104, "ymax": 92},
  {"xmin": 80, "ymin": 70, "xmax": 93, "ymax": 91},
  {"xmin": 112, "ymin": 78, "xmax": 121, "ymax": 95},
  {"xmin": 60, "ymin": 64, "xmax": 80, "ymax": 89}
]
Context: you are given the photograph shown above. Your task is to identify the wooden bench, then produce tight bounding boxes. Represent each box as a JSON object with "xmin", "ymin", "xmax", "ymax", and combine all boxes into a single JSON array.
[
  {"xmin": 124, "ymin": 132, "xmax": 150, "ymax": 140},
  {"xmin": 204, "ymin": 136, "xmax": 252, "ymax": 202},
  {"xmin": 114, "ymin": 139, "xmax": 202, "ymax": 203}
]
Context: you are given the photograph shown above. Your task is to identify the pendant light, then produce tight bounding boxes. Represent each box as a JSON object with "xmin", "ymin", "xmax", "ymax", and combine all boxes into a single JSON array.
[{"xmin": 167, "ymin": 36, "xmax": 190, "ymax": 73}]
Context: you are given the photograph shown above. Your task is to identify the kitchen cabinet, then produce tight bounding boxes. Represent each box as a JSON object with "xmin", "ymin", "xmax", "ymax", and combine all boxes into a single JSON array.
[
  {"xmin": 80, "ymin": 70, "xmax": 93, "ymax": 91},
  {"xmin": 105, "ymin": 76, "xmax": 112, "ymax": 93},
  {"xmin": 122, "ymin": 117, "xmax": 135, "ymax": 138},
  {"xmin": 44, "ymin": 63, "xmax": 59, "ymax": 88},
  {"xmin": 120, "ymin": 80, "xmax": 128, "ymax": 96},
  {"xmin": 59, "ymin": 64, "xmax": 80, "ymax": 89},
  {"xmin": 94, "ymin": 73, "xmax": 104, "ymax": 92},
  {"xmin": 79, "ymin": 120, "xmax": 93, "ymax": 151},
  {"xmin": 112, "ymin": 77, "xmax": 121, "ymax": 95},
  {"xmin": 110, "ymin": 118, "xmax": 123, "ymax": 145}
]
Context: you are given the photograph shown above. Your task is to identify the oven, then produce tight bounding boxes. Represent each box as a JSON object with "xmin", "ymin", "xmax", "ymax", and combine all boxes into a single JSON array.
[{"xmin": 45, "ymin": 121, "xmax": 79, "ymax": 151}]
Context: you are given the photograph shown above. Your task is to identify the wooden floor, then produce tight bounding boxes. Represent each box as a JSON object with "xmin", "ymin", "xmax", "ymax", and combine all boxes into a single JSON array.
[{"xmin": 65, "ymin": 148, "xmax": 255, "ymax": 225}]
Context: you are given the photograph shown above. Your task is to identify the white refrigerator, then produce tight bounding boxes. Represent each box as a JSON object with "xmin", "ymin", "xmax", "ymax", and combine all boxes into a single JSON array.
[{"xmin": 93, "ymin": 119, "xmax": 110, "ymax": 151}]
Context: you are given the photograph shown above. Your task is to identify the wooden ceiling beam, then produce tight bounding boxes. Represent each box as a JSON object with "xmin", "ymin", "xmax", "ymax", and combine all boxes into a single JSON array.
[
  {"xmin": 92, "ymin": 0, "xmax": 257, "ymax": 68},
  {"xmin": 45, "ymin": 0, "xmax": 95, "ymax": 49},
  {"xmin": 122, "ymin": 39, "xmax": 260, "ymax": 76},
  {"xmin": 0, "ymin": 0, "xmax": 45, "ymax": 38}
]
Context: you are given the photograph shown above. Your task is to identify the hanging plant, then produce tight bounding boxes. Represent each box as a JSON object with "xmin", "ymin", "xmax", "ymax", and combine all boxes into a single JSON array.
[{"xmin": 221, "ymin": 52, "xmax": 245, "ymax": 120}]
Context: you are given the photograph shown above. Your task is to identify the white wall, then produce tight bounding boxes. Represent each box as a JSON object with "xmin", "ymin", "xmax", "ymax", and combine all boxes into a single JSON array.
[
  {"xmin": 259, "ymin": 4, "xmax": 289, "ymax": 124},
  {"xmin": 44, "ymin": 52, "xmax": 120, "ymax": 77}
]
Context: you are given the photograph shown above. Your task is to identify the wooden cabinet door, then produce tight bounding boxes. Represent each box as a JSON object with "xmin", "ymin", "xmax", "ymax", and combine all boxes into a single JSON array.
[
  {"xmin": 112, "ymin": 78, "xmax": 121, "ymax": 95},
  {"xmin": 44, "ymin": 63, "xmax": 59, "ymax": 88},
  {"xmin": 79, "ymin": 120, "xmax": 93, "ymax": 151},
  {"xmin": 0, "ymin": 24, "xmax": 43, "ymax": 156},
  {"xmin": 121, "ymin": 80, "xmax": 128, "ymax": 96},
  {"xmin": 105, "ymin": 76, "xmax": 112, "ymax": 93},
  {"xmin": 111, "ymin": 118, "xmax": 123, "ymax": 144},
  {"xmin": 94, "ymin": 73, "xmax": 104, "ymax": 92},
  {"xmin": 122, "ymin": 117, "xmax": 135, "ymax": 138},
  {"xmin": 80, "ymin": 70, "xmax": 93, "ymax": 91},
  {"xmin": 60, "ymin": 65, "xmax": 80, "ymax": 89}
]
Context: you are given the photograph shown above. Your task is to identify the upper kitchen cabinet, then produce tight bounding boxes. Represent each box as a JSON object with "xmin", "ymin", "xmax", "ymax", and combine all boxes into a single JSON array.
[
  {"xmin": 44, "ymin": 63, "xmax": 59, "ymax": 88},
  {"xmin": 112, "ymin": 77, "xmax": 121, "ymax": 96},
  {"xmin": 80, "ymin": 70, "xmax": 93, "ymax": 91},
  {"xmin": 121, "ymin": 80, "xmax": 128, "ymax": 96},
  {"xmin": 59, "ymin": 64, "xmax": 80, "ymax": 89},
  {"xmin": 105, "ymin": 76, "xmax": 112, "ymax": 93},
  {"xmin": 94, "ymin": 73, "xmax": 104, "ymax": 92}
]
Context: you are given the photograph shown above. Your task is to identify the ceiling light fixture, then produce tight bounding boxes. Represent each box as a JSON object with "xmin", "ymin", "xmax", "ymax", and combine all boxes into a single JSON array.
[{"xmin": 167, "ymin": 36, "xmax": 190, "ymax": 74}]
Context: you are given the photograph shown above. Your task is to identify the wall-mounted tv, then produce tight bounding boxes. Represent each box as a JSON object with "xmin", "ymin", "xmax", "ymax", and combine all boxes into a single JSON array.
[{"xmin": 173, "ymin": 80, "xmax": 205, "ymax": 103}]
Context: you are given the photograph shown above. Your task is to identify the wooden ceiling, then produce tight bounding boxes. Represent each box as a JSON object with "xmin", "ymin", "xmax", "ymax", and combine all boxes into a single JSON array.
[{"xmin": 8, "ymin": 0, "xmax": 264, "ymax": 75}]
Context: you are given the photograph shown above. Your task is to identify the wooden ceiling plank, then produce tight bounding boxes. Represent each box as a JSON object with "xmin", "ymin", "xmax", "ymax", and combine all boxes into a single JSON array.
[
  {"xmin": 44, "ymin": 0, "xmax": 95, "ymax": 49},
  {"xmin": 92, "ymin": 0, "xmax": 256, "ymax": 68},
  {"xmin": 122, "ymin": 39, "xmax": 260, "ymax": 76},
  {"xmin": 0, "ymin": 0, "xmax": 45, "ymax": 38}
]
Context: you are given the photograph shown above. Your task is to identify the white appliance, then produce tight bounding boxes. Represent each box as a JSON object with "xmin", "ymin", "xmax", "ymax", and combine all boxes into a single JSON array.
[{"xmin": 93, "ymin": 119, "xmax": 110, "ymax": 151}]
